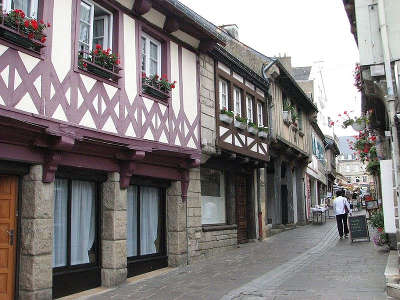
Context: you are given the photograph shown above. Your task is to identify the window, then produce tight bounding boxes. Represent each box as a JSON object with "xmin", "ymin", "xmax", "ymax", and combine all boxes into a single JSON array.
[
  {"xmin": 2, "ymin": 0, "xmax": 38, "ymax": 18},
  {"xmin": 79, "ymin": 0, "xmax": 113, "ymax": 53},
  {"xmin": 355, "ymin": 176, "xmax": 360, "ymax": 183},
  {"xmin": 53, "ymin": 178, "xmax": 97, "ymax": 268},
  {"xmin": 363, "ymin": 176, "xmax": 367, "ymax": 183},
  {"xmin": 141, "ymin": 33, "xmax": 161, "ymax": 77},
  {"xmin": 347, "ymin": 154, "xmax": 353, "ymax": 160},
  {"xmin": 346, "ymin": 165, "xmax": 350, "ymax": 172},
  {"xmin": 233, "ymin": 87, "xmax": 242, "ymax": 116},
  {"xmin": 127, "ymin": 185, "xmax": 163, "ymax": 257},
  {"xmin": 257, "ymin": 102, "xmax": 264, "ymax": 126},
  {"xmin": 201, "ymin": 168, "xmax": 225, "ymax": 225},
  {"xmin": 297, "ymin": 107, "xmax": 303, "ymax": 130},
  {"xmin": 346, "ymin": 177, "xmax": 351, "ymax": 183},
  {"xmin": 219, "ymin": 79, "xmax": 228, "ymax": 109},
  {"xmin": 246, "ymin": 95, "xmax": 254, "ymax": 122}
]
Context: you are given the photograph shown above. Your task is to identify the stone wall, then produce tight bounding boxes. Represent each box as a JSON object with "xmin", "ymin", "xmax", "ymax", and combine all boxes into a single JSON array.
[
  {"xmin": 199, "ymin": 54, "xmax": 216, "ymax": 155},
  {"xmin": 19, "ymin": 165, "xmax": 54, "ymax": 300}
]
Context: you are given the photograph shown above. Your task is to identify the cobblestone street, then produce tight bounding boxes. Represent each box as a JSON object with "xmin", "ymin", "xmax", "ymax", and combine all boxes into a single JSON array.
[{"xmin": 87, "ymin": 213, "xmax": 388, "ymax": 300}]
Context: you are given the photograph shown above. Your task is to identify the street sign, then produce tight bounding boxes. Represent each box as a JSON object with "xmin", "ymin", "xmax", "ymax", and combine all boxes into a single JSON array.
[{"xmin": 348, "ymin": 215, "xmax": 370, "ymax": 243}]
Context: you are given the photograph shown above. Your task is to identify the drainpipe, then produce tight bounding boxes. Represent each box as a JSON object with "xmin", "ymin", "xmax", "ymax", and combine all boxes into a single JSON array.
[{"xmin": 377, "ymin": 0, "xmax": 400, "ymax": 209}]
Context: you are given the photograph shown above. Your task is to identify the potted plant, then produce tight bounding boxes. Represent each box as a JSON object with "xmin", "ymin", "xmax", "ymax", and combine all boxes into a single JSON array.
[
  {"xmin": 354, "ymin": 63, "xmax": 362, "ymax": 92},
  {"xmin": 339, "ymin": 111, "xmax": 368, "ymax": 130},
  {"xmin": 78, "ymin": 44, "xmax": 121, "ymax": 81},
  {"xmin": 234, "ymin": 115, "xmax": 247, "ymax": 130},
  {"xmin": 220, "ymin": 107, "xmax": 234, "ymax": 124},
  {"xmin": 369, "ymin": 209, "xmax": 388, "ymax": 249},
  {"xmin": 141, "ymin": 72, "xmax": 175, "ymax": 100},
  {"xmin": 248, "ymin": 122, "xmax": 258, "ymax": 135},
  {"xmin": 0, "ymin": 9, "xmax": 50, "ymax": 53},
  {"xmin": 258, "ymin": 126, "xmax": 269, "ymax": 139}
]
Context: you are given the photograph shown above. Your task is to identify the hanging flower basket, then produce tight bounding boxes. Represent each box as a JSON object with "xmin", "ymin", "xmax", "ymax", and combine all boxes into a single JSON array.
[{"xmin": 351, "ymin": 120, "xmax": 366, "ymax": 131}]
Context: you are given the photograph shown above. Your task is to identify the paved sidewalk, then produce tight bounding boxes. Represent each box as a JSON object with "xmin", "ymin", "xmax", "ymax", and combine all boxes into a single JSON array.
[{"xmin": 88, "ymin": 216, "xmax": 388, "ymax": 300}]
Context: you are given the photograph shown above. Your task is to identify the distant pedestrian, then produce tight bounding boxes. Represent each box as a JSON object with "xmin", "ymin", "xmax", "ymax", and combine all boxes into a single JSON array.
[{"xmin": 333, "ymin": 190, "xmax": 352, "ymax": 239}]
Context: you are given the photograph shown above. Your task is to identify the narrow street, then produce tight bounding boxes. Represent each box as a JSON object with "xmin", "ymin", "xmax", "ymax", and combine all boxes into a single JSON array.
[{"xmin": 87, "ymin": 212, "xmax": 387, "ymax": 300}]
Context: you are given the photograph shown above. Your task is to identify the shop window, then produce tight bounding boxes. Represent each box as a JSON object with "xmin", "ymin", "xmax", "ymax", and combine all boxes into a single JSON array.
[
  {"xmin": 76, "ymin": 0, "xmax": 121, "ymax": 83},
  {"xmin": 246, "ymin": 94, "xmax": 254, "ymax": 123},
  {"xmin": 219, "ymin": 79, "xmax": 228, "ymax": 110},
  {"xmin": 53, "ymin": 179, "xmax": 97, "ymax": 268},
  {"xmin": 201, "ymin": 168, "xmax": 226, "ymax": 225},
  {"xmin": 127, "ymin": 185, "xmax": 163, "ymax": 257}
]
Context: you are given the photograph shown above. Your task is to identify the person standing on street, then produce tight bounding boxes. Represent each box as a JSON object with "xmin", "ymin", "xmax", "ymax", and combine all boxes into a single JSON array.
[{"xmin": 333, "ymin": 190, "xmax": 352, "ymax": 239}]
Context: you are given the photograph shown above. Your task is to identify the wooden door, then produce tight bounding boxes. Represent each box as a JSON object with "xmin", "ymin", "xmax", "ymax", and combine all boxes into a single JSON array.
[
  {"xmin": 235, "ymin": 175, "xmax": 248, "ymax": 244},
  {"xmin": 0, "ymin": 176, "xmax": 16, "ymax": 300},
  {"xmin": 281, "ymin": 185, "xmax": 288, "ymax": 225}
]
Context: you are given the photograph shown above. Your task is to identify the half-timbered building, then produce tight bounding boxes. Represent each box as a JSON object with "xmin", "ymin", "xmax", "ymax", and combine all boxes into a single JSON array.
[{"xmin": 0, "ymin": 0, "xmax": 225, "ymax": 298}]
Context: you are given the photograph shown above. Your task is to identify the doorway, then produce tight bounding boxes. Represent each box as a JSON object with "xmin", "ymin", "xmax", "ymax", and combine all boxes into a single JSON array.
[
  {"xmin": 0, "ymin": 176, "xmax": 17, "ymax": 300},
  {"xmin": 281, "ymin": 185, "xmax": 288, "ymax": 224},
  {"xmin": 235, "ymin": 174, "xmax": 248, "ymax": 244}
]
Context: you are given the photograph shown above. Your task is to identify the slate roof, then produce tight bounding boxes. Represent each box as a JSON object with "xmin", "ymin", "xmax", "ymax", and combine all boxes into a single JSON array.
[
  {"xmin": 338, "ymin": 136, "xmax": 356, "ymax": 156},
  {"xmin": 292, "ymin": 66, "xmax": 312, "ymax": 81}
]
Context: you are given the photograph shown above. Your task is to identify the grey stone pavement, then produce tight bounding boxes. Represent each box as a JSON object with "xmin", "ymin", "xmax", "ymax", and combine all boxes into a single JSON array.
[{"xmin": 89, "ymin": 212, "xmax": 388, "ymax": 300}]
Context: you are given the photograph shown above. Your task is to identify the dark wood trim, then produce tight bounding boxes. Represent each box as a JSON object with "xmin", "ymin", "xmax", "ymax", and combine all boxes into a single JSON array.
[{"xmin": 202, "ymin": 224, "xmax": 237, "ymax": 232}]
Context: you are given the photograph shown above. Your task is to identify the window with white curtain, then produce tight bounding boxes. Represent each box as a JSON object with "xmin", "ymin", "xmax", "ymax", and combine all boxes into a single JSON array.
[
  {"xmin": 53, "ymin": 179, "xmax": 97, "ymax": 268},
  {"xmin": 79, "ymin": 0, "xmax": 113, "ymax": 53},
  {"xmin": 233, "ymin": 87, "xmax": 242, "ymax": 116},
  {"xmin": 141, "ymin": 33, "xmax": 161, "ymax": 77},
  {"xmin": 127, "ymin": 185, "xmax": 162, "ymax": 257},
  {"xmin": 2, "ymin": 0, "xmax": 39, "ymax": 18},
  {"xmin": 246, "ymin": 94, "xmax": 253, "ymax": 122},
  {"xmin": 219, "ymin": 79, "xmax": 228, "ymax": 110},
  {"xmin": 257, "ymin": 102, "xmax": 263, "ymax": 126},
  {"xmin": 201, "ymin": 168, "xmax": 225, "ymax": 225}
]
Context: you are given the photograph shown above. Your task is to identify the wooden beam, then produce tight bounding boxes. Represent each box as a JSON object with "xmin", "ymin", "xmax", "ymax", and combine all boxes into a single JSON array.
[
  {"xmin": 163, "ymin": 16, "xmax": 180, "ymax": 34},
  {"xmin": 133, "ymin": 0, "xmax": 152, "ymax": 15}
]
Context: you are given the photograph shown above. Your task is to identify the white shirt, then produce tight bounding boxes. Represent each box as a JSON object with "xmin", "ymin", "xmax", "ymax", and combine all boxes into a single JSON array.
[{"xmin": 333, "ymin": 196, "xmax": 352, "ymax": 216}]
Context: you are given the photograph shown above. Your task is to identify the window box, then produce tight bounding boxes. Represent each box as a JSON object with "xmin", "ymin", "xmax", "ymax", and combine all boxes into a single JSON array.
[
  {"xmin": 248, "ymin": 126, "xmax": 258, "ymax": 135},
  {"xmin": 220, "ymin": 113, "xmax": 233, "ymax": 124},
  {"xmin": 234, "ymin": 119, "xmax": 246, "ymax": 130},
  {"xmin": 259, "ymin": 131, "xmax": 268, "ymax": 139},
  {"xmin": 0, "ymin": 10, "xmax": 48, "ymax": 54},
  {"xmin": 142, "ymin": 81, "xmax": 170, "ymax": 100},
  {"xmin": 78, "ymin": 49, "xmax": 121, "ymax": 83},
  {"xmin": 283, "ymin": 110, "xmax": 291, "ymax": 125}
]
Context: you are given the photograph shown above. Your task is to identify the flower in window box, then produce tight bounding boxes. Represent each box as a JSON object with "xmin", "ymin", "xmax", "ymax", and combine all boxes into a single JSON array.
[
  {"xmin": 234, "ymin": 115, "xmax": 247, "ymax": 130},
  {"xmin": 258, "ymin": 126, "xmax": 269, "ymax": 138},
  {"xmin": 248, "ymin": 122, "xmax": 258, "ymax": 135},
  {"xmin": 78, "ymin": 45, "xmax": 121, "ymax": 81},
  {"xmin": 219, "ymin": 107, "xmax": 234, "ymax": 124},
  {"xmin": 0, "ymin": 9, "xmax": 50, "ymax": 51},
  {"xmin": 142, "ymin": 73, "xmax": 176, "ymax": 100}
]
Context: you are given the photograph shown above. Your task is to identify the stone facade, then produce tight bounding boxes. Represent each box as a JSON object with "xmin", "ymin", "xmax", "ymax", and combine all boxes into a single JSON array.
[
  {"xmin": 101, "ymin": 173, "xmax": 127, "ymax": 288},
  {"xmin": 19, "ymin": 165, "xmax": 53, "ymax": 300}
]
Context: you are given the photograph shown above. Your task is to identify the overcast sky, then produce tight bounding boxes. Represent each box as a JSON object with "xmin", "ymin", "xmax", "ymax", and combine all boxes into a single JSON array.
[{"xmin": 180, "ymin": 0, "xmax": 360, "ymax": 137}]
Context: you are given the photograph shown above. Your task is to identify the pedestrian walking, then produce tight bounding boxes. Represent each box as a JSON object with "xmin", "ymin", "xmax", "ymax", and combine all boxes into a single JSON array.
[{"xmin": 333, "ymin": 190, "xmax": 352, "ymax": 239}]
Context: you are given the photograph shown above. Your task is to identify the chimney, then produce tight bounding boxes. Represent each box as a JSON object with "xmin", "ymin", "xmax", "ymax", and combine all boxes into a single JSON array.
[{"xmin": 220, "ymin": 24, "xmax": 239, "ymax": 39}]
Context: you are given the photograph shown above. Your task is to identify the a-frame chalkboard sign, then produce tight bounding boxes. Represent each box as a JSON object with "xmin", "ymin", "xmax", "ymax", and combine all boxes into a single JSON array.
[{"xmin": 348, "ymin": 215, "xmax": 370, "ymax": 243}]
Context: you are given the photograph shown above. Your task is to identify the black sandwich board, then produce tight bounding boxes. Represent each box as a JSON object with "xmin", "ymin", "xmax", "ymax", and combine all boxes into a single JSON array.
[{"xmin": 348, "ymin": 215, "xmax": 370, "ymax": 243}]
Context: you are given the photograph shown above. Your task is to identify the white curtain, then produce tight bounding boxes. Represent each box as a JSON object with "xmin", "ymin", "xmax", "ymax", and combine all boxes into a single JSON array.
[
  {"xmin": 127, "ymin": 186, "xmax": 138, "ymax": 257},
  {"xmin": 53, "ymin": 179, "xmax": 68, "ymax": 267},
  {"xmin": 11, "ymin": 0, "xmax": 38, "ymax": 18},
  {"xmin": 71, "ymin": 180, "xmax": 95, "ymax": 265},
  {"xmin": 140, "ymin": 187, "xmax": 159, "ymax": 255}
]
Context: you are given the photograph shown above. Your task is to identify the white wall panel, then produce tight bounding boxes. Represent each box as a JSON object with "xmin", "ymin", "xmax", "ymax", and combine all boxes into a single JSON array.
[
  {"xmin": 123, "ymin": 15, "xmax": 137, "ymax": 102},
  {"xmin": 181, "ymin": 48, "xmax": 198, "ymax": 124}
]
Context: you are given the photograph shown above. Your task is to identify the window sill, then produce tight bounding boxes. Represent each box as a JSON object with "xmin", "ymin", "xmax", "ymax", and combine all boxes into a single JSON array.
[
  {"xmin": 202, "ymin": 224, "xmax": 237, "ymax": 232},
  {"xmin": 141, "ymin": 83, "xmax": 170, "ymax": 103},
  {"xmin": 0, "ymin": 25, "xmax": 46, "ymax": 59}
]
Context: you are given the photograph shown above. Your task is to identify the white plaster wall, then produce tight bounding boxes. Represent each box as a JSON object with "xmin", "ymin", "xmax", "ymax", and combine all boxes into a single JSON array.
[
  {"xmin": 142, "ymin": 8, "xmax": 166, "ymax": 29},
  {"xmin": 170, "ymin": 42, "xmax": 180, "ymax": 118},
  {"xmin": 181, "ymin": 48, "xmax": 198, "ymax": 125},
  {"xmin": 52, "ymin": 0, "xmax": 72, "ymax": 83},
  {"xmin": 123, "ymin": 15, "xmax": 137, "ymax": 103},
  {"xmin": 116, "ymin": 0, "xmax": 134, "ymax": 9},
  {"xmin": 172, "ymin": 30, "xmax": 200, "ymax": 49}
]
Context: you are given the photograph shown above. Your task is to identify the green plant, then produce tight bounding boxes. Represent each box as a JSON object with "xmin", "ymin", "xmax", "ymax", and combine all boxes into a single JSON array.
[
  {"xmin": 258, "ymin": 126, "xmax": 268, "ymax": 132},
  {"xmin": 369, "ymin": 209, "xmax": 384, "ymax": 229},
  {"xmin": 141, "ymin": 72, "xmax": 176, "ymax": 92},
  {"xmin": 367, "ymin": 159, "xmax": 380, "ymax": 175},
  {"xmin": 79, "ymin": 44, "xmax": 120, "ymax": 72},
  {"xmin": 291, "ymin": 110, "xmax": 298, "ymax": 123},
  {"xmin": 248, "ymin": 122, "xmax": 258, "ymax": 129},
  {"xmin": 220, "ymin": 108, "xmax": 234, "ymax": 118},
  {"xmin": 235, "ymin": 115, "xmax": 247, "ymax": 124}
]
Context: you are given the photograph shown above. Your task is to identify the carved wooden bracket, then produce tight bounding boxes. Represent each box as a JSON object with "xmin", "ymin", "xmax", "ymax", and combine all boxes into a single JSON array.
[
  {"xmin": 133, "ymin": 0, "xmax": 152, "ymax": 15},
  {"xmin": 43, "ymin": 152, "xmax": 62, "ymax": 183},
  {"xmin": 163, "ymin": 16, "xmax": 180, "ymax": 34},
  {"xmin": 119, "ymin": 151, "xmax": 146, "ymax": 189},
  {"xmin": 199, "ymin": 40, "xmax": 217, "ymax": 53},
  {"xmin": 180, "ymin": 169, "xmax": 189, "ymax": 202}
]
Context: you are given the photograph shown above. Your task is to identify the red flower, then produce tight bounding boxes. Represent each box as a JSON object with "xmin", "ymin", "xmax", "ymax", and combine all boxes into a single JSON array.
[
  {"xmin": 377, "ymin": 227, "xmax": 383, "ymax": 232},
  {"xmin": 83, "ymin": 62, "xmax": 87, "ymax": 68},
  {"xmin": 24, "ymin": 20, "xmax": 30, "ymax": 28},
  {"xmin": 102, "ymin": 50, "xmax": 108, "ymax": 55},
  {"xmin": 344, "ymin": 111, "xmax": 347, "ymax": 114},
  {"xmin": 93, "ymin": 49, "xmax": 99, "ymax": 55},
  {"xmin": 40, "ymin": 36, "xmax": 46, "ymax": 43},
  {"xmin": 142, "ymin": 72, "xmax": 146, "ymax": 78},
  {"xmin": 31, "ymin": 20, "xmax": 38, "ymax": 30},
  {"xmin": 155, "ymin": 74, "xmax": 159, "ymax": 79},
  {"xmin": 370, "ymin": 136, "xmax": 377, "ymax": 141},
  {"xmin": 106, "ymin": 48, "xmax": 111, "ymax": 54},
  {"xmin": 338, "ymin": 114, "xmax": 341, "ymax": 117},
  {"xmin": 171, "ymin": 84, "xmax": 175, "ymax": 89},
  {"xmin": 116, "ymin": 59, "xmax": 120, "ymax": 65},
  {"xmin": 18, "ymin": 10, "xmax": 25, "ymax": 18},
  {"xmin": 95, "ymin": 44, "xmax": 102, "ymax": 50},
  {"xmin": 39, "ymin": 20, "xmax": 44, "ymax": 25},
  {"xmin": 162, "ymin": 74, "xmax": 167, "ymax": 79},
  {"xmin": 47, "ymin": 22, "xmax": 51, "ymax": 27},
  {"xmin": 28, "ymin": 33, "xmax": 34, "ymax": 39}
]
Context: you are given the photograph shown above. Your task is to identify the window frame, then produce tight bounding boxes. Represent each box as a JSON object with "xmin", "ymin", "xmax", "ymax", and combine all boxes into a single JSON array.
[
  {"xmin": 73, "ymin": 0, "xmax": 120, "ymax": 86},
  {"xmin": 201, "ymin": 168, "xmax": 226, "ymax": 225},
  {"xmin": 2, "ymin": 0, "xmax": 38, "ymax": 18},
  {"xmin": 219, "ymin": 78, "xmax": 229, "ymax": 110},
  {"xmin": 141, "ymin": 32, "xmax": 162, "ymax": 78},
  {"xmin": 246, "ymin": 94, "xmax": 254, "ymax": 123},
  {"xmin": 233, "ymin": 86, "xmax": 242, "ymax": 117},
  {"xmin": 52, "ymin": 177, "xmax": 100, "ymax": 273},
  {"xmin": 257, "ymin": 101, "xmax": 263, "ymax": 127}
]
